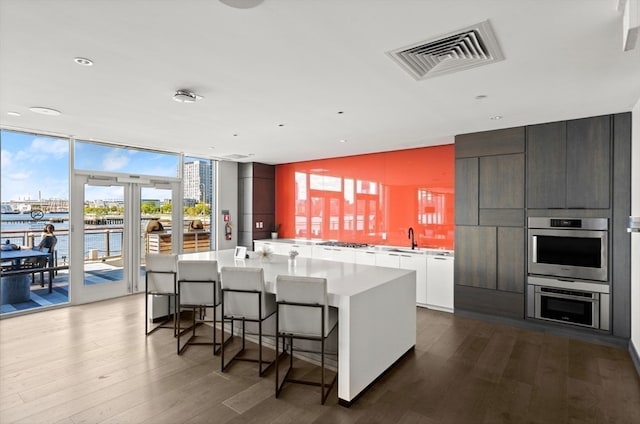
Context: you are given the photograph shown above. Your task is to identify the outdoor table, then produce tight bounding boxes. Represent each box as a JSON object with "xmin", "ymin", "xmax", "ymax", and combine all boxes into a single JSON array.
[{"xmin": 1, "ymin": 249, "xmax": 53, "ymax": 304}]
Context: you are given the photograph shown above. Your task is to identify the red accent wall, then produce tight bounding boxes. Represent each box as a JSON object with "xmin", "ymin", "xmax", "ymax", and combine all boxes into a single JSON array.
[{"xmin": 275, "ymin": 145, "xmax": 455, "ymax": 249}]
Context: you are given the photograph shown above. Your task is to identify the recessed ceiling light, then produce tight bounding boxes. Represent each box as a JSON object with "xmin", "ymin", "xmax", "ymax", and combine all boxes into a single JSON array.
[
  {"xmin": 339, "ymin": 139, "xmax": 347, "ymax": 143},
  {"xmin": 74, "ymin": 57, "xmax": 94, "ymax": 66},
  {"xmin": 490, "ymin": 115, "xmax": 503, "ymax": 120},
  {"xmin": 7, "ymin": 111, "xmax": 21, "ymax": 116},
  {"xmin": 219, "ymin": 0, "xmax": 264, "ymax": 9},
  {"xmin": 29, "ymin": 107, "xmax": 61, "ymax": 116}
]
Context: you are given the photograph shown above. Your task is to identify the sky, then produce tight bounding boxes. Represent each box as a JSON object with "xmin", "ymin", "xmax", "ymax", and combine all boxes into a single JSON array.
[{"xmin": 0, "ymin": 130, "xmax": 184, "ymax": 202}]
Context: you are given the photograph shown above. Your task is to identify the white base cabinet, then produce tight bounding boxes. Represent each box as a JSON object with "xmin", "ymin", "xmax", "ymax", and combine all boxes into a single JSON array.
[
  {"xmin": 373, "ymin": 252, "xmax": 428, "ymax": 307},
  {"xmin": 253, "ymin": 239, "xmax": 452, "ymax": 311},
  {"xmin": 254, "ymin": 240, "xmax": 312, "ymax": 257},
  {"xmin": 426, "ymin": 255, "xmax": 454, "ymax": 312}
]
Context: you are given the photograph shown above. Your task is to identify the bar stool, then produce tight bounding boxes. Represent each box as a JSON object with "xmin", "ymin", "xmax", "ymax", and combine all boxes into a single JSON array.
[
  {"xmin": 176, "ymin": 259, "xmax": 221, "ymax": 355},
  {"xmin": 220, "ymin": 266, "xmax": 277, "ymax": 376},
  {"xmin": 275, "ymin": 275, "xmax": 338, "ymax": 404},
  {"xmin": 145, "ymin": 253, "xmax": 178, "ymax": 336}
]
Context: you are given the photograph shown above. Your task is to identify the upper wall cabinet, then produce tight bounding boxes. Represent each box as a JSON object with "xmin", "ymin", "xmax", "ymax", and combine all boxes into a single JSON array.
[
  {"xmin": 566, "ymin": 116, "xmax": 610, "ymax": 209},
  {"xmin": 526, "ymin": 121, "xmax": 566, "ymax": 208},
  {"xmin": 479, "ymin": 153, "xmax": 524, "ymax": 209},
  {"xmin": 527, "ymin": 116, "xmax": 610, "ymax": 209}
]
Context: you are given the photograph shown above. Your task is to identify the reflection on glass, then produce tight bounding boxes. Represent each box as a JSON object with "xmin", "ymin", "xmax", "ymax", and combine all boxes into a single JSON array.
[{"xmin": 75, "ymin": 140, "xmax": 180, "ymax": 177}]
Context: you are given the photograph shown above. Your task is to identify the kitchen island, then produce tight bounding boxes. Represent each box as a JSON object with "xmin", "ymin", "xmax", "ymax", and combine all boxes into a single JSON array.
[{"xmin": 179, "ymin": 249, "xmax": 417, "ymax": 406}]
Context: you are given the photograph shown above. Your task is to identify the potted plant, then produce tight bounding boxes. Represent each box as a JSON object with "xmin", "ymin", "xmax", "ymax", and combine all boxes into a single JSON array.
[{"xmin": 271, "ymin": 223, "xmax": 281, "ymax": 239}]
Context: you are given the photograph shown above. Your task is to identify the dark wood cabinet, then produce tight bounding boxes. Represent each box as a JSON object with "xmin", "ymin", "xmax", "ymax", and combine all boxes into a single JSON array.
[
  {"xmin": 497, "ymin": 227, "xmax": 524, "ymax": 293},
  {"xmin": 455, "ymin": 158, "xmax": 478, "ymax": 225},
  {"xmin": 454, "ymin": 226, "xmax": 496, "ymax": 290},
  {"xmin": 479, "ymin": 154, "xmax": 524, "ymax": 209},
  {"xmin": 527, "ymin": 116, "xmax": 610, "ymax": 209},
  {"xmin": 526, "ymin": 121, "xmax": 566, "ymax": 208},
  {"xmin": 454, "ymin": 113, "xmax": 629, "ymax": 333},
  {"xmin": 566, "ymin": 116, "xmax": 610, "ymax": 209},
  {"xmin": 455, "ymin": 127, "xmax": 525, "ymax": 318}
]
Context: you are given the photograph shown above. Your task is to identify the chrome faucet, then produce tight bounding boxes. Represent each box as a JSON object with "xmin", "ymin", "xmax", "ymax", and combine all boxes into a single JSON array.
[{"xmin": 408, "ymin": 227, "xmax": 418, "ymax": 250}]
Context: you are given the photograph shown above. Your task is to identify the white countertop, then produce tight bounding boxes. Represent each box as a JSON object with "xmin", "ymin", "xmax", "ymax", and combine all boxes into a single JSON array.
[
  {"xmin": 254, "ymin": 238, "xmax": 454, "ymax": 257},
  {"xmin": 179, "ymin": 249, "xmax": 416, "ymax": 306}
]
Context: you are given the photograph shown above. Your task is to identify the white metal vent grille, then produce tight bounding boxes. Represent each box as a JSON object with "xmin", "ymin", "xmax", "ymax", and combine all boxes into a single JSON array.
[
  {"xmin": 387, "ymin": 20, "xmax": 504, "ymax": 80},
  {"xmin": 214, "ymin": 153, "xmax": 250, "ymax": 161}
]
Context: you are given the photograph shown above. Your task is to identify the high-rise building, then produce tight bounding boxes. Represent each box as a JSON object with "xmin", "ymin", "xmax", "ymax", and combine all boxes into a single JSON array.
[{"xmin": 184, "ymin": 160, "xmax": 212, "ymax": 205}]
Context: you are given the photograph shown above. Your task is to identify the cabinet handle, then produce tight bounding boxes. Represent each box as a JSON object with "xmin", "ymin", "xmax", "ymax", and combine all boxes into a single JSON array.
[{"xmin": 433, "ymin": 257, "xmax": 447, "ymax": 260}]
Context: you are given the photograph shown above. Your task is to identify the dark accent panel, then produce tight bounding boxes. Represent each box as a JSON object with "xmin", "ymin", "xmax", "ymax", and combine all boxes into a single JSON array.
[
  {"xmin": 455, "ymin": 226, "xmax": 496, "ymax": 289},
  {"xmin": 479, "ymin": 209, "xmax": 524, "ymax": 227},
  {"xmin": 479, "ymin": 154, "xmax": 524, "ymax": 209},
  {"xmin": 455, "ymin": 127, "xmax": 525, "ymax": 158},
  {"xmin": 526, "ymin": 121, "xmax": 567, "ymax": 209},
  {"xmin": 455, "ymin": 158, "xmax": 479, "ymax": 225},
  {"xmin": 611, "ymin": 112, "xmax": 631, "ymax": 338},
  {"xmin": 566, "ymin": 115, "xmax": 610, "ymax": 209},
  {"xmin": 497, "ymin": 227, "xmax": 525, "ymax": 293},
  {"xmin": 253, "ymin": 178, "xmax": 275, "ymax": 214},
  {"xmin": 252, "ymin": 162, "xmax": 275, "ymax": 179},
  {"xmin": 454, "ymin": 285, "xmax": 524, "ymax": 319},
  {"xmin": 237, "ymin": 162, "xmax": 276, "ymax": 248}
]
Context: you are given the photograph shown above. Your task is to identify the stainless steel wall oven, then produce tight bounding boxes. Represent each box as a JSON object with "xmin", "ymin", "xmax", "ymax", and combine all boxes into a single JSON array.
[
  {"xmin": 527, "ymin": 276, "xmax": 610, "ymax": 331},
  {"xmin": 528, "ymin": 217, "xmax": 608, "ymax": 282},
  {"xmin": 527, "ymin": 217, "xmax": 610, "ymax": 331}
]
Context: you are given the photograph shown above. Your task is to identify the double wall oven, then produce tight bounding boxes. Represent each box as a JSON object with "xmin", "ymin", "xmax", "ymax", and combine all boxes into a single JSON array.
[{"xmin": 526, "ymin": 217, "xmax": 610, "ymax": 331}]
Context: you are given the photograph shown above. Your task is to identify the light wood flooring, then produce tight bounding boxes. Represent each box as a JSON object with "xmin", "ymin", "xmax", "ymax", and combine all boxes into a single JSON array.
[{"xmin": 1, "ymin": 294, "xmax": 639, "ymax": 424}]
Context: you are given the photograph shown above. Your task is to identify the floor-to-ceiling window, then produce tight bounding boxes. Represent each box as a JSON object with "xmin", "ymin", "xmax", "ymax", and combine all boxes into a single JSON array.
[
  {"xmin": 183, "ymin": 156, "xmax": 215, "ymax": 251},
  {"xmin": 1, "ymin": 129, "xmax": 71, "ymax": 314}
]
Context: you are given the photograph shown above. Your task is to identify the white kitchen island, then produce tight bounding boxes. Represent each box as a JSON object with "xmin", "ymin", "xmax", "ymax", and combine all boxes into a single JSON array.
[{"xmin": 179, "ymin": 249, "xmax": 416, "ymax": 406}]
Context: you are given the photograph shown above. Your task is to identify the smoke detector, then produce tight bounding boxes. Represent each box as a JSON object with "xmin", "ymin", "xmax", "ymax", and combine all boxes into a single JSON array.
[{"xmin": 172, "ymin": 89, "xmax": 203, "ymax": 103}]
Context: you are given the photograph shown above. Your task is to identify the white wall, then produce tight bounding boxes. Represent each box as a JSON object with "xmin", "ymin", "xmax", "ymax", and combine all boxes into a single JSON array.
[
  {"xmin": 631, "ymin": 98, "xmax": 640, "ymax": 360},
  {"xmin": 215, "ymin": 161, "xmax": 238, "ymax": 251}
]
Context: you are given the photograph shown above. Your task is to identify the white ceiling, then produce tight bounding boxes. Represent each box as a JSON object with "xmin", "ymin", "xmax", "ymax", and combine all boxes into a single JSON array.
[{"xmin": 1, "ymin": 0, "xmax": 639, "ymax": 165}]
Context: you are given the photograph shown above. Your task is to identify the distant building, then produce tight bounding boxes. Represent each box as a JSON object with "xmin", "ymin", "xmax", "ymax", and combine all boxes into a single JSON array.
[{"xmin": 184, "ymin": 160, "xmax": 212, "ymax": 205}]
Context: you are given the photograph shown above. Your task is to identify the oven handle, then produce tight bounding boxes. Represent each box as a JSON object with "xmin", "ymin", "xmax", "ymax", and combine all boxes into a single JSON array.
[
  {"xmin": 538, "ymin": 290, "xmax": 599, "ymax": 302},
  {"xmin": 531, "ymin": 235, "xmax": 537, "ymax": 262}
]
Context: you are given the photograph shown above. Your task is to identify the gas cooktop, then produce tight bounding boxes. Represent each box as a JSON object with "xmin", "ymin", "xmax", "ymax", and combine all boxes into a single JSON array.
[{"xmin": 317, "ymin": 241, "xmax": 370, "ymax": 248}]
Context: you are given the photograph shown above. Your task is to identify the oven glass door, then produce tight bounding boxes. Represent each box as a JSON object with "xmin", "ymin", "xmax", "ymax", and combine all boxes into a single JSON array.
[
  {"xmin": 529, "ymin": 228, "xmax": 607, "ymax": 281},
  {"xmin": 538, "ymin": 292, "xmax": 595, "ymax": 327},
  {"xmin": 535, "ymin": 235, "xmax": 601, "ymax": 268}
]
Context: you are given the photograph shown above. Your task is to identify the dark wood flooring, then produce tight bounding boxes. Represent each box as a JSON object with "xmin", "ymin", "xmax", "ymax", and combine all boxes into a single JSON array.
[{"xmin": 1, "ymin": 295, "xmax": 639, "ymax": 423}]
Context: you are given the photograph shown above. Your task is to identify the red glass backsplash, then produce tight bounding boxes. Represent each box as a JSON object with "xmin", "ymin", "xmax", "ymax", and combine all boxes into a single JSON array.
[{"xmin": 275, "ymin": 145, "xmax": 455, "ymax": 249}]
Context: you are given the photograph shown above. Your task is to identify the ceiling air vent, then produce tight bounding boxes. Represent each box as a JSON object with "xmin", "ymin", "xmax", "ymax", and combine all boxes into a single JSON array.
[
  {"xmin": 213, "ymin": 153, "xmax": 250, "ymax": 161},
  {"xmin": 387, "ymin": 20, "xmax": 504, "ymax": 80}
]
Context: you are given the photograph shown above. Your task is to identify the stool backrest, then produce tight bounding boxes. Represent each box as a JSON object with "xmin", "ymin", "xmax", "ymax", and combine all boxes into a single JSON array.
[
  {"xmin": 220, "ymin": 267, "xmax": 269, "ymax": 319},
  {"xmin": 276, "ymin": 275, "xmax": 328, "ymax": 337},
  {"xmin": 145, "ymin": 253, "xmax": 177, "ymax": 293},
  {"xmin": 177, "ymin": 259, "xmax": 219, "ymax": 306}
]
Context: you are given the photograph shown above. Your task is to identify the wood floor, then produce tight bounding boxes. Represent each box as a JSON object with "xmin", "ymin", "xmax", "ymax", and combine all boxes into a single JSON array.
[{"xmin": 1, "ymin": 295, "xmax": 639, "ymax": 424}]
